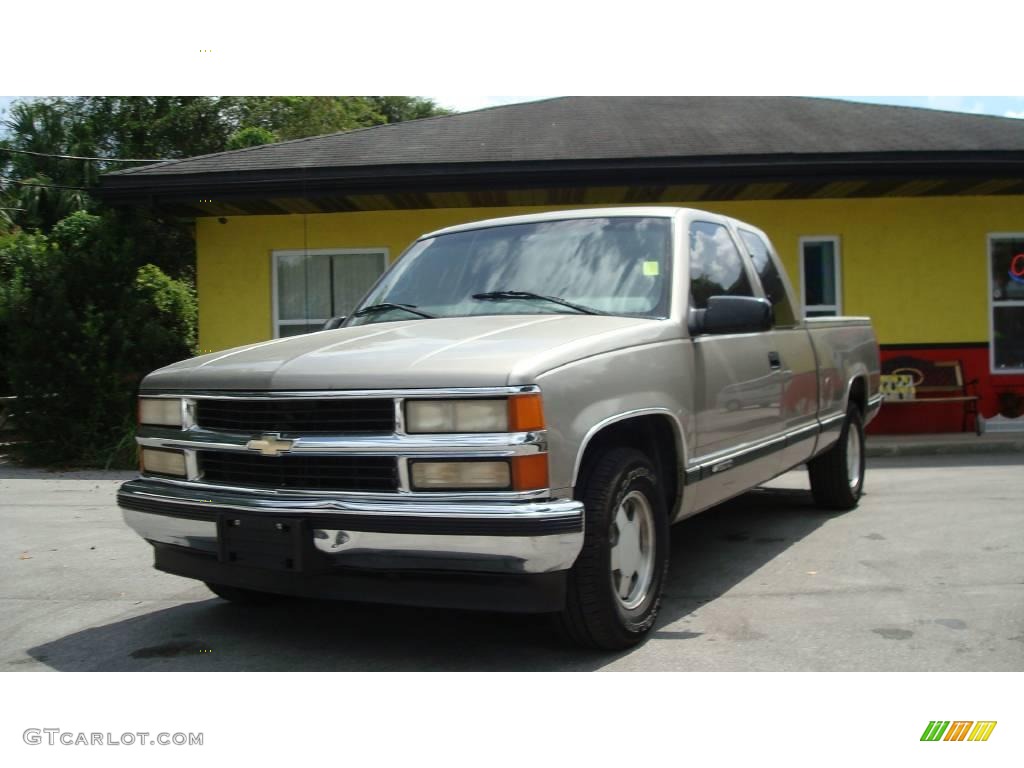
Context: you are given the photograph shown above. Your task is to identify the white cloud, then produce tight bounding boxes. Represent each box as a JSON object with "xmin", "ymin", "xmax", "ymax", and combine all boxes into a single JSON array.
[{"xmin": 1004, "ymin": 110, "xmax": 1024, "ymax": 119}]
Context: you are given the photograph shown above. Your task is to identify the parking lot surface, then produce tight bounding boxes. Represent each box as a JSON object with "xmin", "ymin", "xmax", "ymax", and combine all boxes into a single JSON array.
[{"xmin": 2, "ymin": 454, "xmax": 1022, "ymax": 671}]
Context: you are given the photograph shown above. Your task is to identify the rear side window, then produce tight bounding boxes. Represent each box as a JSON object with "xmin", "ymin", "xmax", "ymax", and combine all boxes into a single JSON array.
[
  {"xmin": 688, "ymin": 221, "xmax": 754, "ymax": 309},
  {"xmin": 738, "ymin": 229, "xmax": 797, "ymax": 326}
]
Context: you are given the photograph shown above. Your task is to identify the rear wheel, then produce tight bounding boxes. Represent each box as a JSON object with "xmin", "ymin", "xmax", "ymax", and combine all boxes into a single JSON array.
[
  {"xmin": 555, "ymin": 447, "xmax": 669, "ymax": 650},
  {"xmin": 808, "ymin": 404, "xmax": 865, "ymax": 510},
  {"xmin": 205, "ymin": 582, "xmax": 284, "ymax": 605}
]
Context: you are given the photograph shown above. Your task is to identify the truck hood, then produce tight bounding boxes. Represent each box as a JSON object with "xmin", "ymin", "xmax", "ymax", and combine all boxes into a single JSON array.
[{"xmin": 142, "ymin": 314, "xmax": 678, "ymax": 391}]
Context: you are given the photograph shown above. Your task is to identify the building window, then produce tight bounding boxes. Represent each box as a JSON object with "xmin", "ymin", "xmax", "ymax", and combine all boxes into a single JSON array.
[
  {"xmin": 990, "ymin": 234, "xmax": 1024, "ymax": 373},
  {"xmin": 800, "ymin": 236, "xmax": 841, "ymax": 317},
  {"xmin": 272, "ymin": 248, "xmax": 388, "ymax": 337}
]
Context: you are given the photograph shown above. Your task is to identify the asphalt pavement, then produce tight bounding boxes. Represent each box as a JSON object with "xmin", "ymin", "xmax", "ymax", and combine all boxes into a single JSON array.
[{"xmin": 2, "ymin": 454, "xmax": 1022, "ymax": 671}]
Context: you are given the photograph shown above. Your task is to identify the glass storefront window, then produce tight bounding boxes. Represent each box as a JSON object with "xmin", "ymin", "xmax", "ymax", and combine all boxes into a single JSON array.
[{"xmin": 990, "ymin": 235, "xmax": 1024, "ymax": 372}]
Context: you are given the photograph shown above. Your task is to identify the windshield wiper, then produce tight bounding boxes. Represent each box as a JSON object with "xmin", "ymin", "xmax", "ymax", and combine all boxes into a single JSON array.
[
  {"xmin": 352, "ymin": 302, "xmax": 435, "ymax": 319},
  {"xmin": 472, "ymin": 290, "xmax": 606, "ymax": 315}
]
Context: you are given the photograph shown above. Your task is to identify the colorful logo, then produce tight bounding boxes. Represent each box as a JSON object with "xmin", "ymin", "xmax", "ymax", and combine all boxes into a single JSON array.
[
  {"xmin": 921, "ymin": 721, "xmax": 997, "ymax": 742},
  {"xmin": 1009, "ymin": 253, "xmax": 1024, "ymax": 284}
]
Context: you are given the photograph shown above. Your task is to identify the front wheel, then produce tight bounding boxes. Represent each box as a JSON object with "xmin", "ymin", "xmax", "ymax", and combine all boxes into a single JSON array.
[
  {"xmin": 807, "ymin": 404, "xmax": 865, "ymax": 510},
  {"xmin": 555, "ymin": 447, "xmax": 669, "ymax": 650}
]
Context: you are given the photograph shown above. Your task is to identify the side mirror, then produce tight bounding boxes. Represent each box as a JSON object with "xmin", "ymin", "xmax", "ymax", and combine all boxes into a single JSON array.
[
  {"xmin": 321, "ymin": 316, "xmax": 347, "ymax": 330},
  {"xmin": 690, "ymin": 296, "xmax": 772, "ymax": 335}
]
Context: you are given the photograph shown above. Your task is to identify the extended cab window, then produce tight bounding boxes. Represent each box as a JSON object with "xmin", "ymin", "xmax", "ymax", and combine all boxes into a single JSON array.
[
  {"xmin": 349, "ymin": 216, "xmax": 673, "ymax": 324},
  {"xmin": 688, "ymin": 221, "xmax": 753, "ymax": 309},
  {"xmin": 738, "ymin": 229, "xmax": 797, "ymax": 326}
]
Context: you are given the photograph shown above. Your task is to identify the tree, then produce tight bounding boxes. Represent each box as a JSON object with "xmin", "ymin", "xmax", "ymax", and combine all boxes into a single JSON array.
[
  {"xmin": 226, "ymin": 125, "xmax": 279, "ymax": 150},
  {"xmin": 0, "ymin": 96, "xmax": 452, "ymax": 234},
  {"xmin": 1, "ymin": 211, "xmax": 197, "ymax": 466},
  {"xmin": 0, "ymin": 95, "xmax": 452, "ymax": 464}
]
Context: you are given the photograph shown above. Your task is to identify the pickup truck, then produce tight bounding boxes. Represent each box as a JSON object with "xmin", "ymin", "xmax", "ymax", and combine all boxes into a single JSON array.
[{"xmin": 120, "ymin": 207, "xmax": 882, "ymax": 649}]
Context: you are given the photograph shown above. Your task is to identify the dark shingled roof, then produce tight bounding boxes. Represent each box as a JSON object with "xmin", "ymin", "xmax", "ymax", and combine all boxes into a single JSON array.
[
  {"xmin": 99, "ymin": 97, "xmax": 1024, "ymax": 213},
  {"xmin": 109, "ymin": 96, "xmax": 1024, "ymax": 178}
]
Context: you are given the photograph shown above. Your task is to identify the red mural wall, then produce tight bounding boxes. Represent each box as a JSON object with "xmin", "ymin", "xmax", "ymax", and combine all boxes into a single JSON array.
[{"xmin": 869, "ymin": 344, "xmax": 1024, "ymax": 434}]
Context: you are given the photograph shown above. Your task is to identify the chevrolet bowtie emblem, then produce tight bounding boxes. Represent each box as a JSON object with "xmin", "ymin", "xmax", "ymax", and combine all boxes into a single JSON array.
[{"xmin": 246, "ymin": 433, "xmax": 296, "ymax": 456}]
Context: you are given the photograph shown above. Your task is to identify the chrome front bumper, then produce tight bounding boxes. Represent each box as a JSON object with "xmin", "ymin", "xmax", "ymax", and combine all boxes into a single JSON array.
[{"xmin": 118, "ymin": 478, "xmax": 585, "ymax": 575}]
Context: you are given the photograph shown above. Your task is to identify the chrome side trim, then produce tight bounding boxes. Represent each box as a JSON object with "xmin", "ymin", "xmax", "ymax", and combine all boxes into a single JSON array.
[
  {"xmin": 818, "ymin": 411, "xmax": 846, "ymax": 429},
  {"xmin": 687, "ymin": 414, "xmax": 837, "ymax": 483},
  {"xmin": 866, "ymin": 393, "xmax": 884, "ymax": 423},
  {"xmin": 688, "ymin": 432, "xmax": 788, "ymax": 478}
]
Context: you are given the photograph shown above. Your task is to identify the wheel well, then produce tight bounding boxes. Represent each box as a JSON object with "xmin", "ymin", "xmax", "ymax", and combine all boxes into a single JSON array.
[
  {"xmin": 575, "ymin": 415, "xmax": 680, "ymax": 513},
  {"xmin": 848, "ymin": 376, "xmax": 867, "ymax": 416}
]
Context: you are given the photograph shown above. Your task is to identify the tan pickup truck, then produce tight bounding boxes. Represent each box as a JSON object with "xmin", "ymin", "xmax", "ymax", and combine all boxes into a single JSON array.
[{"xmin": 120, "ymin": 207, "xmax": 882, "ymax": 649}]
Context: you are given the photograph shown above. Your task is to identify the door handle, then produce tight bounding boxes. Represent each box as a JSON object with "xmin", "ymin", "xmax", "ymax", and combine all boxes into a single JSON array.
[{"xmin": 768, "ymin": 351, "xmax": 782, "ymax": 369}]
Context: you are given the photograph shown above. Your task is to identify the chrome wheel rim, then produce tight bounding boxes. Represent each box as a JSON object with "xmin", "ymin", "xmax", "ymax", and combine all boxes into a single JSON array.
[
  {"xmin": 610, "ymin": 490, "xmax": 656, "ymax": 610},
  {"xmin": 847, "ymin": 424, "xmax": 862, "ymax": 490}
]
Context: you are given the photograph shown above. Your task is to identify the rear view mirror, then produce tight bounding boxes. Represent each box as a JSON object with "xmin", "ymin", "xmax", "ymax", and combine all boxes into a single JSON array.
[{"xmin": 690, "ymin": 296, "xmax": 772, "ymax": 335}]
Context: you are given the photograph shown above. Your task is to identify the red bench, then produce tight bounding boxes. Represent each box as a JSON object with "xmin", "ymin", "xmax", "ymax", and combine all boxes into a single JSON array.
[{"xmin": 881, "ymin": 357, "xmax": 981, "ymax": 434}]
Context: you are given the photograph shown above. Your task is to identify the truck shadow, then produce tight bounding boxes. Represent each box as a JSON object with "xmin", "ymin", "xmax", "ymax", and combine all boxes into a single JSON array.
[{"xmin": 27, "ymin": 485, "xmax": 835, "ymax": 671}]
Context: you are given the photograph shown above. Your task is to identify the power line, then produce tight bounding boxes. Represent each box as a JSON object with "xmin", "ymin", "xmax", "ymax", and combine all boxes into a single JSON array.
[
  {"xmin": 0, "ymin": 176, "xmax": 93, "ymax": 191},
  {"xmin": 0, "ymin": 146, "xmax": 168, "ymax": 163}
]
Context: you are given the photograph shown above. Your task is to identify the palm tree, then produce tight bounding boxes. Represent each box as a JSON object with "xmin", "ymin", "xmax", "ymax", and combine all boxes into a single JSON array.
[{"xmin": 0, "ymin": 99, "xmax": 98, "ymax": 232}]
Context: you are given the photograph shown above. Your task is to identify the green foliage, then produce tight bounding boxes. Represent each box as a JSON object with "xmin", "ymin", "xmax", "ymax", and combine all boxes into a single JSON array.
[
  {"xmin": 367, "ymin": 96, "xmax": 452, "ymax": 124},
  {"xmin": 226, "ymin": 125, "xmax": 278, "ymax": 150},
  {"xmin": 1, "ymin": 96, "xmax": 451, "ymax": 235},
  {"xmin": 133, "ymin": 263, "xmax": 198, "ymax": 352},
  {"xmin": 0, "ymin": 95, "xmax": 449, "ymax": 465},
  {"xmin": 223, "ymin": 96, "xmax": 449, "ymax": 142},
  {"xmin": 0, "ymin": 212, "xmax": 196, "ymax": 467},
  {"xmin": 226, "ymin": 125, "xmax": 279, "ymax": 150}
]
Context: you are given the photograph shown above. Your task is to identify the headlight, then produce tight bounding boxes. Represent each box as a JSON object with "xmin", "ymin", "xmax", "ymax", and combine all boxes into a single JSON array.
[
  {"xmin": 140, "ymin": 448, "xmax": 187, "ymax": 477},
  {"xmin": 138, "ymin": 397, "xmax": 183, "ymax": 428},
  {"xmin": 410, "ymin": 460, "xmax": 511, "ymax": 490},
  {"xmin": 405, "ymin": 399, "xmax": 506, "ymax": 433},
  {"xmin": 409, "ymin": 455, "xmax": 548, "ymax": 492},
  {"xmin": 405, "ymin": 394, "xmax": 544, "ymax": 433}
]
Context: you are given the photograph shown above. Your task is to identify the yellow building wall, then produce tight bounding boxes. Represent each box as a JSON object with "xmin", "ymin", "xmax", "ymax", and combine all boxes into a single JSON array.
[{"xmin": 196, "ymin": 195, "xmax": 1024, "ymax": 354}]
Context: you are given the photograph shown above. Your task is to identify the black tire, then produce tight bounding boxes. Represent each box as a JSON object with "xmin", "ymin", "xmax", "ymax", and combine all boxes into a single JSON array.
[
  {"xmin": 205, "ymin": 582, "xmax": 283, "ymax": 605},
  {"xmin": 808, "ymin": 404, "xmax": 865, "ymax": 510},
  {"xmin": 555, "ymin": 447, "xmax": 669, "ymax": 650}
]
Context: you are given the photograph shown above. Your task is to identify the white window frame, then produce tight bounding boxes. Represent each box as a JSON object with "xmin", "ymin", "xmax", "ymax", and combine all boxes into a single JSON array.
[
  {"xmin": 799, "ymin": 236, "xmax": 842, "ymax": 317},
  {"xmin": 988, "ymin": 232, "xmax": 1024, "ymax": 374},
  {"xmin": 271, "ymin": 248, "xmax": 388, "ymax": 338}
]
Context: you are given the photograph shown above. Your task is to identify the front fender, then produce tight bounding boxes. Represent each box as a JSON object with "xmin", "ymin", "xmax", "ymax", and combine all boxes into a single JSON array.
[{"xmin": 534, "ymin": 339, "xmax": 693, "ymax": 496}]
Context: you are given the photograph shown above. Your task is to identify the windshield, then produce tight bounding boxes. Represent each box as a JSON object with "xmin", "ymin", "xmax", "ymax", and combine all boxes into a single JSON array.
[{"xmin": 347, "ymin": 216, "xmax": 673, "ymax": 326}]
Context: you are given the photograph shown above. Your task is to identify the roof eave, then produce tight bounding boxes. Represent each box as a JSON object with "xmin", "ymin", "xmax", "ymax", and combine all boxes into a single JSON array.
[{"xmin": 97, "ymin": 151, "xmax": 1024, "ymax": 205}]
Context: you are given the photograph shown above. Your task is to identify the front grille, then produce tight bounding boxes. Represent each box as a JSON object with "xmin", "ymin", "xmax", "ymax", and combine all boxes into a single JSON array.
[
  {"xmin": 195, "ymin": 398, "xmax": 394, "ymax": 434},
  {"xmin": 198, "ymin": 451, "xmax": 398, "ymax": 492}
]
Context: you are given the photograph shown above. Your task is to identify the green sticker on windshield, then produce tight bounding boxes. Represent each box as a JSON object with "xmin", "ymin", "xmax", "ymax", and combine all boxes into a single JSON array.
[{"xmin": 643, "ymin": 261, "xmax": 660, "ymax": 277}]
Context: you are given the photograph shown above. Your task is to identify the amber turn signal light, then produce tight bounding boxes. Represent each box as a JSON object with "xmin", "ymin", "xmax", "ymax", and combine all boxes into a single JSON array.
[
  {"xmin": 510, "ymin": 453, "xmax": 549, "ymax": 491},
  {"xmin": 508, "ymin": 394, "xmax": 545, "ymax": 432}
]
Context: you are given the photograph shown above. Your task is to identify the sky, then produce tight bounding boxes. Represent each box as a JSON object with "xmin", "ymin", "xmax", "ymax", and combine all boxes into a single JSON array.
[
  {"xmin": 2, "ymin": 96, "xmax": 1023, "ymax": 129},
  {"xmin": 428, "ymin": 95, "xmax": 1024, "ymax": 119}
]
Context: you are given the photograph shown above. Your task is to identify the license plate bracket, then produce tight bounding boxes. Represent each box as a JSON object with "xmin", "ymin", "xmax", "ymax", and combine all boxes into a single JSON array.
[{"xmin": 217, "ymin": 513, "xmax": 307, "ymax": 572}]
